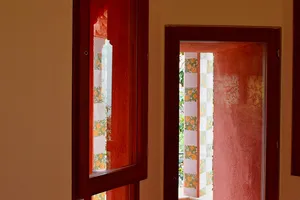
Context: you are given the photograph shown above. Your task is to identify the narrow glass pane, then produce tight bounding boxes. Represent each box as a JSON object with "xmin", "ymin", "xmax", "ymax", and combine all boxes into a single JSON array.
[
  {"xmin": 90, "ymin": 0, "xmax": 137, "ymax": 173},
  {"xmin": 179, "ymin": 42, "xmax": 265, "ymax": 200},
  {"xmin": 91, "ymin": 185, "xmax": 132, "ymax": 200}
]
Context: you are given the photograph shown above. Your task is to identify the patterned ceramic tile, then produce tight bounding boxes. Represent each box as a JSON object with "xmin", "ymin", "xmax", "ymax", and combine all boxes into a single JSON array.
[
  {"xmin": 93, "ymin": 153, "xmax": 107, "ymax": 170},
  {"xmin": 94, "ymin": 52, "xmax": 103, "ymax": 70},
  {"xmin": 93, "ymin": 119, "xmax": 107, "ymax": 136},
  {"xmin": 206, "ymin": 116, "xmax": 213, "ymax": 130},
  {"xmin": 92, "ymin": 192, "xmax": 105, "ymax": 200},
  {"xmin": 207, "ymin": 60, "xmax": 214, "ymax": 73},
  {"xmin": 200, "ymin": 188, "xmax": 207, "ymax": 196},
  {"xmin": 200, "ymin": 159, "xmax": 206, "ymax": 174},
  {"xmin": 207, "ymin": 88, "xmax": 213, "ymax": 103},
  {"xmin": 198, "ymin": 53, "xmax": 214, "ymax": 199},
  {"xmin": 206, "ymin": 130, "xmax": 213, "ymax": 145},
  {"xmin": 185, "ymin": 145, "xmax": 197, "ymax": 160},
  {"xmin": 206, "ymin": 171, "xmax": 213, "ymax": 185},
  {"xmin": 185, "ymin": 58, "xmax": 198, "ymax": 73},
  {"xmin": 93, "ymin": 39, "xmax": 108, "ymax": 195},
  {"xmin": 200, "ymin": 131, "xmax": 206, "ymax": 145},
  {"xmin": 200, "ymin": 88, "xmax": 207, "ymax": 102},
  {"xmin": 200, "ymin": 74, "xmax": 207, "ymax": 88},
  {"xmin": 206, "ymin": 144, "xmax": 213, "ymax": 157},
  {"xmin": 200, "ymin": 145, "xmax": 207, "ymax": 159},
  {"xmin": 206, "ymin": 158, "xmax": 213, "ymax": 171},
  {"xmin": 183, "ymin": 53, "xmax": 215, "ymax": 198},
  {"xmin": 199, "ymin": 117, "xmax": 207, "ymax": 131},
  {"xmin": 94, "ymin": 86, "xmax": 105, "ymax": 103},
  {"xmin": 184, "ymin": 173, "xmax": 198, "ymax": 188},
  {"xmin": 183, "ymin": 53, "xmax": 198, "ymax": 198},
  {"xmin": 185, "ymin": 88, "xmax": 198, "ymax": 102},
  {"xmin": 200, "ymin": 103, "xmax": 207, "ymax": 117},
  {"xmin": 185, "ymin": 116, "xmax": 197, "ymax": 131}
]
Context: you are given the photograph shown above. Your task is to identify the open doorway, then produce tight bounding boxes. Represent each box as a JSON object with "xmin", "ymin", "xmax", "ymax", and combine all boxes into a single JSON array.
[
  {"xmin": 178, "ymin": 42, "xmax": 266, "ymax": 200},
  {"xmin": 164, "ymin": 26, "xmax": 281, "ymax": 200}
]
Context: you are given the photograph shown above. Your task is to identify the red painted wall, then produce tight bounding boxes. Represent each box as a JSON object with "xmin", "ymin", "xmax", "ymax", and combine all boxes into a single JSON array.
[{"xmin": 213, "ymin": 44, "xmax": 264, "ymax": 200}]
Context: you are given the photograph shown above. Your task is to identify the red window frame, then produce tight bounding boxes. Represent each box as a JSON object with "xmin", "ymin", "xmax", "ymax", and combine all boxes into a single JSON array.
[
  {"xmin": 292, "ymin": 0, "xmax": 300, "ymax": 177},
  {"xmin": 72, "ymin": 0, "xmax": 149, "ymax": 198}
]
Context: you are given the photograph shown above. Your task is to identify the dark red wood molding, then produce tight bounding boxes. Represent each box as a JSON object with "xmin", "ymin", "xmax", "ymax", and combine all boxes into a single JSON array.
[
  {"xmin": 72, "ymin": 0, "xmax": 149, "ymax": 198},
  {"xmin": 292, "ymin": 0, "xmax": 300, "ymax": 176},
  {"xmin": 164, "ymin": 26, "xmax": 281, "ymax": 200}
]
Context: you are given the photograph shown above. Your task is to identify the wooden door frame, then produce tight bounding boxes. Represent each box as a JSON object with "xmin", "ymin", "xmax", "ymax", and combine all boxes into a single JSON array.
[
  {"xmin": 292, "ymin": 0, "xmax": 300, "ymax": 176},
  {"xmin": 164, "ymin": 26, "xmax": 281, "ymax": 200}
]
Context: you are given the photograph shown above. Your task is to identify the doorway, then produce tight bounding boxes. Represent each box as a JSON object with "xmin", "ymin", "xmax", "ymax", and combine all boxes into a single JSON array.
[{"xmin": 164, "ymin": 26, "xmax": 281, "ymax": 200}]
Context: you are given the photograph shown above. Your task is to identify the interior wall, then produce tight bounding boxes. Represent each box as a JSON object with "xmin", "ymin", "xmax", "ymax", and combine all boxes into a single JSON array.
[
  {"xmin": 0, "ymin": 0, "xmax": 298, "ymax": 199},
  {"xmin": 213, "ymin": 44, "xmax": 263, "ymax": 200},
  {"xmin": 0, "ymin": 0, "xmax": 72, "ymax": 199}
]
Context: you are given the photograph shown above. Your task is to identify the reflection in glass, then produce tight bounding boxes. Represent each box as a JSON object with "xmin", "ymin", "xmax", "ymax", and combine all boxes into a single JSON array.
[
  {"xmin": 91, "ymin": 0, "xmax": 136, "ymax": 175},
  {"xmin": 92, "ymin": 185, "xmax": 130, "ymax": 200}
]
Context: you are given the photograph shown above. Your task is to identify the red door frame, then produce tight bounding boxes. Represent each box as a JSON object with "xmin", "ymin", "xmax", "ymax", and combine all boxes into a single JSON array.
[
  {"xmin": 292, "ymin": 0, "xmax": 300, "ymax": 177},
  {"xmin": 164, "ymin": 26, "xmax": 281, "ymax": 200}
]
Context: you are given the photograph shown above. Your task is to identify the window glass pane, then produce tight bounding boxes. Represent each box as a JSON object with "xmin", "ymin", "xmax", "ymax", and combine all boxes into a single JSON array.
[
  {"xmin": 90, "ymin": 0, "xmax": 137, "ymax": 173},
  {"xmin": 91, "ymin": 185, "xmax": 132, "ymax": 200}
]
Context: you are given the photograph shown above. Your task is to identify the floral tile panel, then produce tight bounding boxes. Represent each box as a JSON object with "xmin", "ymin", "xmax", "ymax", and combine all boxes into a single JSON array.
[
  {"xmin": 93, "ymin": 153, "xmax": 107, "ymax": 170},
  {"xmin": 185, "ymin": 58, "xmax": 198, "ymax": 73},
  {"xmin": 94, "ymin": 86, "xmax": 106, "ymax": 103},
  {"xmin": 184, "ymin": 173, "xmax": 198, "ymax": 189},
  {"xmin": 185, "ymin": 145, "xmax": 197, "ymax": 160},
  {"xmin": 185, "ymin": 88, "xmax": 198, "ymax": 102},
  {"xmin": 183, "ymin": 52, "xmax": 199, "ymax": 198},
  {"xmin": 93, "ymin": 119, "xmax": 107, "ymax": 137},
  {"xmin": 185, "ymin": 116, "xmax": 198, "ymax": 131}
]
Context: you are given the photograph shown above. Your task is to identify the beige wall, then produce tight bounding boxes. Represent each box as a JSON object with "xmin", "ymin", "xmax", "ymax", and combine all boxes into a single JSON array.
[
  {"xmin": 0, "ymin": 0, "xmax": 298, "ymax": 199},
  {"xmin": 0, "ymin": 0, "xmax": 72, "ymax": 199}
]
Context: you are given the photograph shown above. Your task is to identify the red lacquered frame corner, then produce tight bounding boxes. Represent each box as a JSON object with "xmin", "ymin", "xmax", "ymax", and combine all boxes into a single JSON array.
[{"xmin": 72, "ymin": 0, "xmax": 149, "ymax": 198}]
